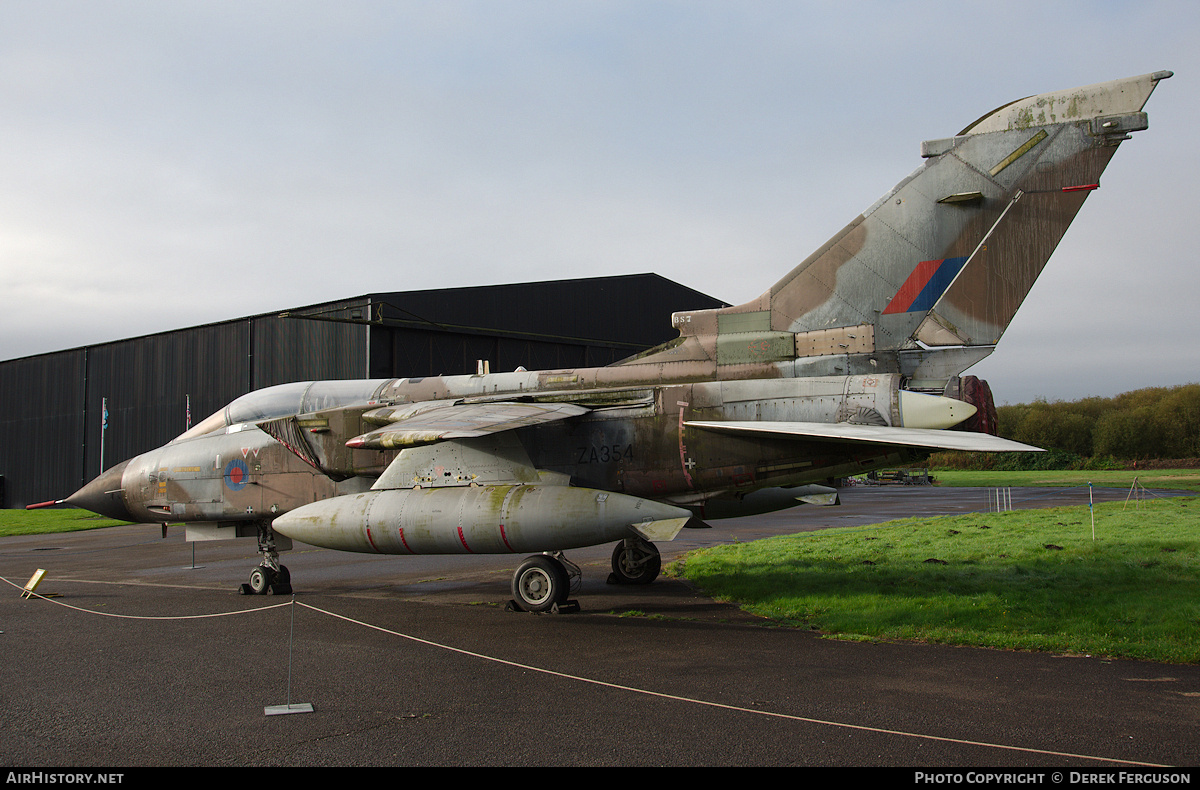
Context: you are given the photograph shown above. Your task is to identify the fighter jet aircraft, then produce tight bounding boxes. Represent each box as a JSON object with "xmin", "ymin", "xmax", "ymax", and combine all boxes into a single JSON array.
[{"xmin": 59, "ymin": 71, "xmax": 1171, "ymax": 611}]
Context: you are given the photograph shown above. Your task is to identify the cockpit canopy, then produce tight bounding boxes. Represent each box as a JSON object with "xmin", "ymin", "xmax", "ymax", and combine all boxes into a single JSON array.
[{"xmin": 173, "ymin": 380, "xmax": 389, "ymax": 442}]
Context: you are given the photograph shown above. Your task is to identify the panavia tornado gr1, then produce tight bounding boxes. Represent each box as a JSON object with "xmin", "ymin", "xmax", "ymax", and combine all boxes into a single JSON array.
[{"xmin": 56, "ymin": 71, "xmax": 1171, "ymax": 612}]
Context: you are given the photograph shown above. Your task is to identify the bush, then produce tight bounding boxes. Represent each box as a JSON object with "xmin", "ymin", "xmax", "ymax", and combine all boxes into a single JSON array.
[
  {"xmin": 938, "ymin": 383, "xmax": 1200, "ymax": 466},
  {"xmin": 927, "ymin": 449, "xmax": 1083, "ymax": 471}
]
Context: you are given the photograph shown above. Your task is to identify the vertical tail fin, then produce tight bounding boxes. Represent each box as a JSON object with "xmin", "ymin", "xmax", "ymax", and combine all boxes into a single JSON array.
[{"xmin": 660, "ymin": 71, "xmax": 1170, "ymax": 365}]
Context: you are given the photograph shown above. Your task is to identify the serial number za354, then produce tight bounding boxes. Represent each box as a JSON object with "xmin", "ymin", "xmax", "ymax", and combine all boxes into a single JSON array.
[{"xmin": 576, "ymin": 443, "xmax": 634, "ymax": 464}]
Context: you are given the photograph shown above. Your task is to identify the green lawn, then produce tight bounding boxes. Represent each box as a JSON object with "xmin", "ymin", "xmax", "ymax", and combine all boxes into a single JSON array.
[
  {"xmin": 0, "ymin": 509, "xmax": 132, "ymax": 538},
  {"xmin": 673, "ymin": 497, "xmax": 1200, "ymax": 664},
  {"xmin": 931, "ymin": 468, "xmax": 1200, "ymax": 491}
]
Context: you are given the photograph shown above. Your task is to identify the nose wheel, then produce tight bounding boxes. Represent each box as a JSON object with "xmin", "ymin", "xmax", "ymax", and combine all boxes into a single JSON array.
[
  {"xmin": 242, "ymin": 564, "xmax": 291, "ymax": 595},
  {"xmin": 239, "ymin": 523, "xmax": 292, "ymax": 595}
]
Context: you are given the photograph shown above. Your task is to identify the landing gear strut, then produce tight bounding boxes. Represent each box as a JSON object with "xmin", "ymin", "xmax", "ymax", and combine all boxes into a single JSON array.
[
  {"xmin": 240, "ymin": 523, "xmax": 292, "ymax": 596},
  {"xmin": 608, "ymin": 537, "xmax": 661, "ymax": 585},
  {"xmin": 509, "ymin": 553, "xmax": 579, "ymax": 613}
]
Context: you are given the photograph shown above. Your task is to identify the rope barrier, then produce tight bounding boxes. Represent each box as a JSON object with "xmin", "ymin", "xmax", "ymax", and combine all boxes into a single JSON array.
[
  {"xmin": 1, "ymin": 573, "xmax": 1166, "ymax": 767},
  {"xmin": 1, "ymin": 574, "xmax": 291, "ymax": 619}
]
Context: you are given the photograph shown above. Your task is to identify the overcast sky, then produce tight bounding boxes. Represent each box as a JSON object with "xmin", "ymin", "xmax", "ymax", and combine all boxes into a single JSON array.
[{"xmin": 2, "ymin": 1, "xmax": 1196, "ymax": 404}]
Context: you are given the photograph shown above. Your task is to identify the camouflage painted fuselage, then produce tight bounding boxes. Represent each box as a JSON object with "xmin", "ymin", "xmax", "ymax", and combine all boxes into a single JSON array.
[{"xmin": 64, "ymin": 71, "xmax": 1169, "ymax": 559}]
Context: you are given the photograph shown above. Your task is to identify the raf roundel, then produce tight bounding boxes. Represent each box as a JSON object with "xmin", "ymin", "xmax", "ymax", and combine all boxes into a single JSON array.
[{"xmin": 224, "ymin": 459, "xmax": 249, "ymax": 491}]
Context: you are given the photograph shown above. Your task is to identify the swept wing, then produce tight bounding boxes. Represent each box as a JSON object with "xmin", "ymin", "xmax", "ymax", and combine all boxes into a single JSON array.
[{"xmin": 686, "ymin": 420, "xmax": 1040, "ymax": 453}]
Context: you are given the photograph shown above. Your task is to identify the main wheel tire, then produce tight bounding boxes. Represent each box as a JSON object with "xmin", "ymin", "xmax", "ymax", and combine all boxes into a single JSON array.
[
  {"xmin": 512, "ymin": 556, "xmax": 569, "ymax": 612},
  {"xmin": 610, "ymin": 540, "xmax": 661, "ymax": 585},
  {"xmin": 248, "ymin": 566, "xmax": 272, "ymax": 595}
]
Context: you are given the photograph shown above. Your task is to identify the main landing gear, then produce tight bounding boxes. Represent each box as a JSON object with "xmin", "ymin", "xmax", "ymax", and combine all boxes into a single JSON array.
[
  {"xmin": 239, "ymin": 523, "xmax": 293, "ymax": 596},
  {"xmin": 509, "ymin": 552, "xmax": 580, "ymax": 613},
  {"xmin": 507, "ymin": 537, "xmax": 663, "ymax": 613},
  {"xmin": 608, "ymin": 537, "xmax": 661, "ymax": 585}
]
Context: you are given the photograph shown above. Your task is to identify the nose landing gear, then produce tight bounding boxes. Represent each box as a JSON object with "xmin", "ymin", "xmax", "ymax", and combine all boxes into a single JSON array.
[
  {"xmin": 239, "ymin": 523, "xmax": 293, "ymax": 595},
  {"xmin": 243, "ymin": 564, "xmax": 291, "ymax": 596}
]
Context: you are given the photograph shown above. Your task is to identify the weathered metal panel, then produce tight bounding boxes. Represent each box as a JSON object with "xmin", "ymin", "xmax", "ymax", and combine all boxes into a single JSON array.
[
  {"xmin": 717, "ymin": 311, "xmax": 771, "ymax": 334},
  {"xmin": 794, "ymin": 325, "xmax": 876, "ymax": 358},
  {"xmin": 716, "ymin": 331, "xmax": 795, "ymax": 366}
]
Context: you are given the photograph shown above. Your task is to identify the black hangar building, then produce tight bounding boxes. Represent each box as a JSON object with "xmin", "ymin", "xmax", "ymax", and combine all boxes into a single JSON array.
[{"xmin": 0, "ymin": 274, "xmax": 726, "ymax": 509}]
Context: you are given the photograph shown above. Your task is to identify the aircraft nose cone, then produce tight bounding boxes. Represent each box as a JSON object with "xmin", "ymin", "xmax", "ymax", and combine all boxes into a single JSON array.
[{"xmin": 65, "ymin": 461, "xmax": 135, "ymax": 521}]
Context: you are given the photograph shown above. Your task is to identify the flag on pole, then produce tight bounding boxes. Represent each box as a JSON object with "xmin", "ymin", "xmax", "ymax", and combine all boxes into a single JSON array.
[{"xmin": 100, "ymin": 396, "xmax": 108, "ymax": 475}]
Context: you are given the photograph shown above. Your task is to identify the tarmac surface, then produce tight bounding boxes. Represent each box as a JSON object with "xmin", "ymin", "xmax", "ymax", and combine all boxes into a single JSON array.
[{"xmin": 2, "ymin": 484, "xmax": 1198, "ymax": 768}]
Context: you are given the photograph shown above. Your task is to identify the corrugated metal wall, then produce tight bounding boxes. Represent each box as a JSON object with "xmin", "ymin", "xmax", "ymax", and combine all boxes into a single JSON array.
[
  {"xmin": 0, "ymin": 350, "xmax": 86, "ymax": 505},
  {"xmin": 253, "ymin": 298, "xmax": 370, "ymax": 387},
  {"xmin": 372, "ymin": 326, "xmax": 632, "ymax": 378}
]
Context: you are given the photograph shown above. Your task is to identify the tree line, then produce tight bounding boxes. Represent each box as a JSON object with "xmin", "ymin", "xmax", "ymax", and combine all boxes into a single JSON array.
[{"xmin": 930, "ymin": 383, "xmax": 1200, "ymax": 470}]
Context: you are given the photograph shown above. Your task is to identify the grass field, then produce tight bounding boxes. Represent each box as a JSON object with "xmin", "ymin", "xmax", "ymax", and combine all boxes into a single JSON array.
[
  {"xmin": 0, "ymin": 509, "xmax": 132, "ymax": 538},
  {"xmin": 930, "ymin": 468, "xmax": 1200, "ymax": 491},
  {"xmin": 672, "ymin": 497, "xmax": 1200, "ymax": 664}
]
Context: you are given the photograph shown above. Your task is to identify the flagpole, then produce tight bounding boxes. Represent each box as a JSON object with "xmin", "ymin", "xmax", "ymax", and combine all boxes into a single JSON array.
[{"xmin": 100, "ymin": 397, "xmax": 108, "ymax": 474}]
